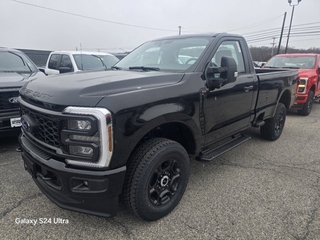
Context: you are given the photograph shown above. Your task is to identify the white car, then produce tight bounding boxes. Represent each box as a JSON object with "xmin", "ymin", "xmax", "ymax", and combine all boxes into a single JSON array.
[{"xmin": 43, "ymin": 51, "xmax": 119, "ymax": 75}]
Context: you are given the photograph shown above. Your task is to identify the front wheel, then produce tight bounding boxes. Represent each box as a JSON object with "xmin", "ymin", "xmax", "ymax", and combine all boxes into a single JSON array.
[
  {"xmin": 298, "ymin": 90, "xmax": 314, "ymax": 116},
  {"xmin": 122, "ymin": 138, "xmax": 190, "ymax": 221},
  {"xmin": 260, "ymin": 103, "xmax": 286, "ymax": 141}
]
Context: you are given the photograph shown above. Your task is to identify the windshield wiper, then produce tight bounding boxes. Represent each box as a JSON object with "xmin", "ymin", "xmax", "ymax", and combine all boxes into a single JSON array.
[
  {"xmin": 129, "ymin": 66, "xmax": 160, "ymax": 71},
  {"xmin": 111, "ymin": 66, "xmax": 122, "ymax": 70}
]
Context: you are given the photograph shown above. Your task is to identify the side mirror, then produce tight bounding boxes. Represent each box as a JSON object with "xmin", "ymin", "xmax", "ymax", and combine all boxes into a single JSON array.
[
  {"xmin": 205, "ymin": 56, "xmax": 238, "ymax": 90},
  {"xmin": 38, "ymin": 67, "xmax": 47, "ymax": 75},
  {"xmin": 205, "ymin": 67, "xmax": 227, "ymax": 89},
  {"xmin": 59, "ymin": 67, "xmax": 72, "ymax": 74},
  {"xmin": 221, "ymin": 56, "xmax": 237, "ymax": 83}
]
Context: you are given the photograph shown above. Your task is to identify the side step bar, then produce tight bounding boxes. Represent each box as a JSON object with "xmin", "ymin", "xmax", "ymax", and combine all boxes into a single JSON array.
[{"xmin": 199, "ymin": 134, "xmax": 251, "ymax": 161}]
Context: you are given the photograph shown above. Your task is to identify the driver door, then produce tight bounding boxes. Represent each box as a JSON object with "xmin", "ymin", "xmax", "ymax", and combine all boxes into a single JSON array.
[{"xmin": 203, "ymin": 39, "xmax": 257, "ymax": 146}]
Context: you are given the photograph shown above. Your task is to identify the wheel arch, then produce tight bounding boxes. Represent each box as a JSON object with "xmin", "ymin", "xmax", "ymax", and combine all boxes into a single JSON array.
[
  {"xmin": 138, "ymin": 121, "xmax": 197, "ymax": 155},
  {"xmin": 111, "ymin": 113, "xmax": 201, "ymax": 169},
  {"xmin": 310, "ymin": 84, "xmax": 316, "ymax": 94},
  {"xmin": 278, "ymin": 89, "xmax": 292, "ymax": 110}
]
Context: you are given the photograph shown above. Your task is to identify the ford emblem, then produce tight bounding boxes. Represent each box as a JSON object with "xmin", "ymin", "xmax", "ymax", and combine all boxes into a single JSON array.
[
  {"xmin": 8, "ymin": 97, "xmax": 19, "ymax": 104},
  {"xmin": 21, "ymin": 115, "xmax": 38, "ymax": 133},
  {"xmin": 21, "ymin": 116, "xmax": 31, "ymax": 132}
]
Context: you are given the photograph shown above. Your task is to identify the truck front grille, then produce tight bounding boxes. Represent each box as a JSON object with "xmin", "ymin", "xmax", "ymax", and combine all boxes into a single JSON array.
[
  {"xmin": 0, "ymin": 90, "xmax": 20, "ymax": 111},
  {"xmin": 20, "ymin": 105, "xmax": 61, "ymax": 148}
]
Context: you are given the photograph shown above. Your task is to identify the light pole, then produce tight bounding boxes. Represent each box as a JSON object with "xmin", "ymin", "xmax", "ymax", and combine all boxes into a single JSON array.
[
  {"xmin": 285, "ymin": 0, "xmax": 302, "ymax": 53},
  {"xmin": 277, "ymin": 12, "xmax": 287, "ymax": 54}
]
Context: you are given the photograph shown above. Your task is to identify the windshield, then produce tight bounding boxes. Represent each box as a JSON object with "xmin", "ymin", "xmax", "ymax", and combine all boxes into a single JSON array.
[
  {"xmin": 114, "ymin": 37, "xmax": 212, "ymax": 71},
  {"xmin": 265, "ymin": 56, "xmax": 316, "ymax": 69},
  {"xmin": 73, "ymin": 54, "xmax": 119, "ymax": 70},
  {"xmin": 0, "ymin": 51, "xmax": 37, "ymax": 72}
]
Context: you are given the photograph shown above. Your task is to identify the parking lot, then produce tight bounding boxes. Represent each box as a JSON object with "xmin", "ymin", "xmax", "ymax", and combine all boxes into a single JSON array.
[{"xmin": 0, "ymin": 104, "xmax": 320, "ymax": 239}]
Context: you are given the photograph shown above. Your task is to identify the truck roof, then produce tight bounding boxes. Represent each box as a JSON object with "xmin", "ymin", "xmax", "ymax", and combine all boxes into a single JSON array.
[
  {"xmin": 0, "ymin": 47, "xmax": 23, "ymax": 53},
  {"xmin": 153, "ymin": 32, "xmax": 243, "ymax": 41},
  {"xmin": 50, "ymin": 50, "xmax": 115, "ymax": 56}
]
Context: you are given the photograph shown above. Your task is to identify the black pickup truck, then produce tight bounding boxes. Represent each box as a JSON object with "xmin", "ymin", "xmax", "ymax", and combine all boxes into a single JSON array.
[
  {"xmin": 0, "ymin": 48, "xmax": 44, "ymax": 135},
  {"xmin": 18, "ymin": 33, "xmax": 298, "ymax": 221}
]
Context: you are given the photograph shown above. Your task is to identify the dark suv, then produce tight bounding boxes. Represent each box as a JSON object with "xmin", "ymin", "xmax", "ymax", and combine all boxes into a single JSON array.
[{"xmin": 0, "ymin": 48, "xmax": 44, "ymax": 135}]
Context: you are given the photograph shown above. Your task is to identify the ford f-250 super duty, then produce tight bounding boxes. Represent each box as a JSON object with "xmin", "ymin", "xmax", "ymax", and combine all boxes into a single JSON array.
[
  {"xmin": 264, "ymin": 53, "xmax": 320, "ymax": 116},
  {"xmin": 18, "ymin": 33, "xmax": 298, "ymax": 221}
]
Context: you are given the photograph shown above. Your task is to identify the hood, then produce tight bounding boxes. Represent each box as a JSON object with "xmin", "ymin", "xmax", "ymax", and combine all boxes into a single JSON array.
[
  {"xmin": 298, "ymin": 69, "xmax": 317, "ymax": 78},
  {"xmin": 0, "ymin": 71, "xmax": 44, "ymax": 88},
  {"xmin": 20, "ymin": 70, "xmax": 184, "ymax": 107}
]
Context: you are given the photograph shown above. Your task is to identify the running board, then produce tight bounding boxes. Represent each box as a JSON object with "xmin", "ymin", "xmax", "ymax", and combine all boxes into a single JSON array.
[{"xmin": 199, "ymin": 134, "xmax": 251, "ymax": 161}]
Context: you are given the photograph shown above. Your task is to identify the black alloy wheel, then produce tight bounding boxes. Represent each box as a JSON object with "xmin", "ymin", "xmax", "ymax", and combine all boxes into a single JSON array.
[
  {"xmin": 260, "ymin": 103, "xmax": 286, "ymax": 141},
  {"xmin": 148, "ymin": 158, "xmax": 181, "ymax": 206},
  {"xmin": 274, "ymin": 107, "xmax": 285, "ymax": 137},
  {"xmin": 122, "ymin": 138, "xmax": 190, "ymax": 221},
  {"xmin": 298, "ymin": 90, "xmax": 314, "ymax": 116}
]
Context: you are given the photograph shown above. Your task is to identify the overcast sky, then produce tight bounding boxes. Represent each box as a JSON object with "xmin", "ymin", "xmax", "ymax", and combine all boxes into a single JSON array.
[{"xmin": 1, "ymin": 0, "xmax": 319, "ymax": 52}]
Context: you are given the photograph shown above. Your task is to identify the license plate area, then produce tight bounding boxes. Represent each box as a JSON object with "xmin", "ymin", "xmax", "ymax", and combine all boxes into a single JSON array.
[{"xmin": 10, "ymin": 117, "xmax": 21, "ymax": 128}]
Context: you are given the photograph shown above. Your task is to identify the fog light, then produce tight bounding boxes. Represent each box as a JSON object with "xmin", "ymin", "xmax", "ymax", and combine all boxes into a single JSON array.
[
  {"xmin": 69, "ymin": 146, "xmax": 93, "ymax": 157},
  {"xmin": 68, "ymin": 120, "xmax": 91, "ymax": 130}
]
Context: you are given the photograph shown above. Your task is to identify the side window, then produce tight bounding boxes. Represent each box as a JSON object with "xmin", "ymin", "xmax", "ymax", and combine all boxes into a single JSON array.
[
  {"xmin": 60, "ymin": 55, "xmax": 73, "ymax": 70},
  {"xmin": 48, "ymin": 54, "xmax": 60, "ymax": 70},
  {"xmin": 211, "ymin": 41, "xmax": 246, "ymax": 73}
]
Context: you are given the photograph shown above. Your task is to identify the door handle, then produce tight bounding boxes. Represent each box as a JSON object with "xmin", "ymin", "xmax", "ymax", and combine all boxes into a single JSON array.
[{"xmin": 244, "ymin": 85, "xmax": 254, "ymax": 92}]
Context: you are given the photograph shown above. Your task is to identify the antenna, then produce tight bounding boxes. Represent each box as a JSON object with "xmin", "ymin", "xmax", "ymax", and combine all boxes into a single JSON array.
[{"xmin": 80, "ymin": 43, "xmax": 83, "ymax": 70}]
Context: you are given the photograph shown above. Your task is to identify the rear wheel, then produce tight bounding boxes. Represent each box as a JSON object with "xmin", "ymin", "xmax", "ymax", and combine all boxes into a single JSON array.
[
  {"xmin": 260, "ymin": 103, "xmax": 286, "ymax": 141},
  {"xmin": 123, "ymin": 138, "xmax": 190, "ymax": 221},
  {"xmin": 298, "ymin": 90, "xmax": 314, "ymax": 116}
]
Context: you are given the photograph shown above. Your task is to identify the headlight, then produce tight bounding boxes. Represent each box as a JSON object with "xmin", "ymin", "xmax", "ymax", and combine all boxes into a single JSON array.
[
  {"xmin": 62, "ymin": 107, "xmax": 113, "ymax": 168},
  {"xmin": 68, "ymin": 119, "xmax": 92, "ymax": 131},
  {"xmin": 298, "ymin": 78, "xmax": 308, "ymax": 94}
]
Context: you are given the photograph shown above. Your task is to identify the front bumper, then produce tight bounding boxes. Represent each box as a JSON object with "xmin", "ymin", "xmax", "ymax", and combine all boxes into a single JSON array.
[{"xmin": 19, "ymin": 134, "xmax": 126, "ymax": 218}]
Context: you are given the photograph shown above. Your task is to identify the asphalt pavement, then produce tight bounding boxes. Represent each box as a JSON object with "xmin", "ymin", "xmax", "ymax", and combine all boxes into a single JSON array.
[{"xmin": 1, "ymin": 104, "xmax": 320, "ymax": 240}]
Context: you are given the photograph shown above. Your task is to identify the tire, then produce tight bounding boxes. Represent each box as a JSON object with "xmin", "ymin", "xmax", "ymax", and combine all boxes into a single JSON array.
[
  {"xmin": 122, "ymin": 138, "xmax": 190, "ymax": 221},
  {"xmin": 260, "ymin": 103, "xmax": 286, "ymax": 141},
  {"xmin": 298, "ymin": 90, "xmax": 314, "ymax": 116}
]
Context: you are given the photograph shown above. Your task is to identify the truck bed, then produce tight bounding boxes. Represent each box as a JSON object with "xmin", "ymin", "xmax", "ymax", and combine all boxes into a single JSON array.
[{"xmin": 255, "ymin": 68, "xmax": 299, "ymax": 118}]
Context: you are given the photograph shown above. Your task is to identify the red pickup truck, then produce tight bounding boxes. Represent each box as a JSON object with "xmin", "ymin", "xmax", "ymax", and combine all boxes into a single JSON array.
[{"xmin": 264, "ymin": 53, "xmax": 320, "ymax": 115}]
